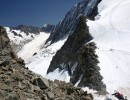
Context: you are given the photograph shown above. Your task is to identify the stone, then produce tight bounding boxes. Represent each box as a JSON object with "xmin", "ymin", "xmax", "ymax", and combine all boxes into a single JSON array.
[
  {"xmin": 12, "ymin": 71, "xmax": 24, "ymax": 81},
  {"xmin": 33, "ymin": 78, "xmax": 49, "ymax": 90},
  {"xmin": 46, "ymin": 91, "xmax": 54, "ymax": 100},
  {"xmin": 17, "ymin": 58, "xmax": 25, "ymax": 65},
  {"xmin": 0, "ymin": 60, "xmax": 9, "ymax": 67},
  {"xmin": 5, "ymin": 93, "xmax": 19, "ymax": 100},
  {"xmin": 0, "ymin": 90, "xmax": 5, "ymax": 98},
  {"xmin": 0, "ymin": 83, "xmax": 12, "ymax": 92}
]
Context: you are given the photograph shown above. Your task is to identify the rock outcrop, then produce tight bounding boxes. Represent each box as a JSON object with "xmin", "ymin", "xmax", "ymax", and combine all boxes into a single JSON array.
[
  {"xmin": 47, "ymin": 16, "xmax": 106, "ymax": 92},
  {"xmin": 0, "ymin": 26, "xmax": 93, "ymax": 100}
]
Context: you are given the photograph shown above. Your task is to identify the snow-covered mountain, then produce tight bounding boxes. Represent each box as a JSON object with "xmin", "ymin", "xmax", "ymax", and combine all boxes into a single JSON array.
[
  {"xmin": 46, "ymin": 0, "xmax": 101, "ymax": 44},
  {"xmin": 5, "ymin": 24, "xmax": 54, "ymax": 52},
  {"xmin": 11, "ymin": 24, "xmax": 55, "ymax": 34},
  {"xmin": 6, "ymin": 0, "xmax": 130, "ymax": 99},
  {"xmin": 5, "ymin": 27, "xmax": 37, "ymax": 53}
]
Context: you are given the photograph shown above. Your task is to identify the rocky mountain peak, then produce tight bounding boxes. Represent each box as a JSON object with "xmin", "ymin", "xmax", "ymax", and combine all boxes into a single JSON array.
[
  {"xmin": 45, "ymin": 0, "xmax": 102, "ymax": 44},
  {"xmin": 47, "ymin": 16, "xmax": 106, "ymax": 92}
]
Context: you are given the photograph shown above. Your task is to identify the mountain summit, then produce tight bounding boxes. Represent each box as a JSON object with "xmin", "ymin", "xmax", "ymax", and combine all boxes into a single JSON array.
[{"xmin": 46, "ymin": 0, "xmax": 102, "ymax": 44}]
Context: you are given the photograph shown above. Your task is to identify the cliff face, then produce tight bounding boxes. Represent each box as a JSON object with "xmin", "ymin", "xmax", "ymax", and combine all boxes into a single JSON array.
[
  {"xmin": 0, "ymin": 26, "xmax": 93, "ymax": 100},
  {"xmin": 46, "ymin": 0, "xmax": 102, "ymax": 44},
  {"xmin": 47, "ymin": 16, "xmax": 106, "ymax": 91}
]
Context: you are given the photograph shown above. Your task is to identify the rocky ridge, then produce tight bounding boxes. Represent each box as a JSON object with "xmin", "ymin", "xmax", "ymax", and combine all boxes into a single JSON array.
[
  {"xmin": 0, "ymin": 26, "xmax": 93, "ymax": 100},
  {"xmin": 46, "ymin": 0, "xmax": 102, "ymax": 44},
  {"xmin": 47, "ymin": 16, "xmax": 106, "ymax": 92}
]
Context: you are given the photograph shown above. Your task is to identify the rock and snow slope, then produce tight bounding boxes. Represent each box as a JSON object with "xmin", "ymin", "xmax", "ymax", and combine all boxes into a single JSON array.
[
  {"xmin": 88, "ymin": 0, "xmax": 130, "ymax": 99},
  {"xmin": 6, "ymin": 0, "xmax": 130, "ymax": 99}
]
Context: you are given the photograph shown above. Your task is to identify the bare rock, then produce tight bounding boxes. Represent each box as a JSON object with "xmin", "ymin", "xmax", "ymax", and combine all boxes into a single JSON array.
[{"xmin": 33, "ymin": 78, "xmax": 49, "ymax": 90}]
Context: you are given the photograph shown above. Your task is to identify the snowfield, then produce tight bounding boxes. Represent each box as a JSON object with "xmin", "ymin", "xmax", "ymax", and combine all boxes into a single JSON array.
[{"xmin": 88, "ymin": 0, "xmax": 130, "ymax": 99}]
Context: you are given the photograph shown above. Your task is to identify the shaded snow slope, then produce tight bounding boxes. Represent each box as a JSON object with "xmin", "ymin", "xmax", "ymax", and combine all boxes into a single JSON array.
[{"xmin": 88, "ymin": 0, "xmax": 130, "ymax": 99}]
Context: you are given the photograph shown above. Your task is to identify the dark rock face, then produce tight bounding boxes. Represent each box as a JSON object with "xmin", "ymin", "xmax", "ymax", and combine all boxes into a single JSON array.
[
  {"xmin": 46, "ymin": 0, "xmax": 102, "ymax": 44},
  {"xmin": 47, "ymin": 16, "xmax": 106, "ymax": 91},
  {"xmin": 0, "ymin": 26, "xmax": 93, "ymax": 100}
]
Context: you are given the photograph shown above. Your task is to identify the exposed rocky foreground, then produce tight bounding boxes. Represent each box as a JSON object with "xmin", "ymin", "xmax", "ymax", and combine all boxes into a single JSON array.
[{"xmin": 0, "ymin": 26, "xmax": 93, "ymax": 100}]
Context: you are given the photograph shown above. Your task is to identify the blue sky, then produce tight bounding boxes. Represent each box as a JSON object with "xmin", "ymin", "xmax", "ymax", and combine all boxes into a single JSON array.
[{"xmin": 0, "ymin": 0, "xmax": 82, "ymax": 27}]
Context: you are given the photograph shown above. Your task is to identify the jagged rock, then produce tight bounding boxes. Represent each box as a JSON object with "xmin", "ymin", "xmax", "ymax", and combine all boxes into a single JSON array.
[
  {"xmin": 46, "ymin": 0, "xmax": 102, "ymax": 44},
  {"xmin": 47, "ymin": 16, "xmax": 106, "ymax": 91},
  {"xmin": 33, "ymin": 78, "xmax": 49, "ymax": 89}
]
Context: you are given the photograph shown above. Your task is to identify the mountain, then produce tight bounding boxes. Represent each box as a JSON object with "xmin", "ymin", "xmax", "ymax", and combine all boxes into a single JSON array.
[
  {"xmin": 11, "ymin": 25, "xmax": 40, "ymax": 35},
  {"xmin": 5, "ymin": 27, "xmax": 37, "ymax": 53},
  {"xmin": 9, "ymin": 0, "xmax": 105, "ymax": 92},
  {"xmin": 11, "ymin": 24, "xmax": 55, "ymax": 35},
  {"xmin": 5, "ymin": 24, "xmax": 54, "ymax": 52},
  {"xmin": 47, "ymin": 16, "xmax": 106, "ymax": 91},
  {"xmin": 47, "ymin": 0, "xmax": 130, "ymax": 97},
  {"xmin": 4, "ymin": 0, "xmax": 130, "ymax": 99},
  {"xmin": 40, "ymin": 24, "xmax": 55, "ymax": 33},
  {"xmin": 0, "ymin": 26, "xmax": 94, "ymax": 100},
  {"xmin": 45, "ymin": 0, "xmax": 102, "ymax": 44}
]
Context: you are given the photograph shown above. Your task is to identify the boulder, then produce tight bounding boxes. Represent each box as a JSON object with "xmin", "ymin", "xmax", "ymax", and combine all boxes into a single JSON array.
[
  {"xmin": 12, "ymin": 71, "xmax": 24, "ymax": 81},
  {"xmin": 46, "ymin": 91, "xmax": 54, "ymax": 100},
  {"xmin": 33, "ymin": 78, "xmax": 49, "ymax": 90}
]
